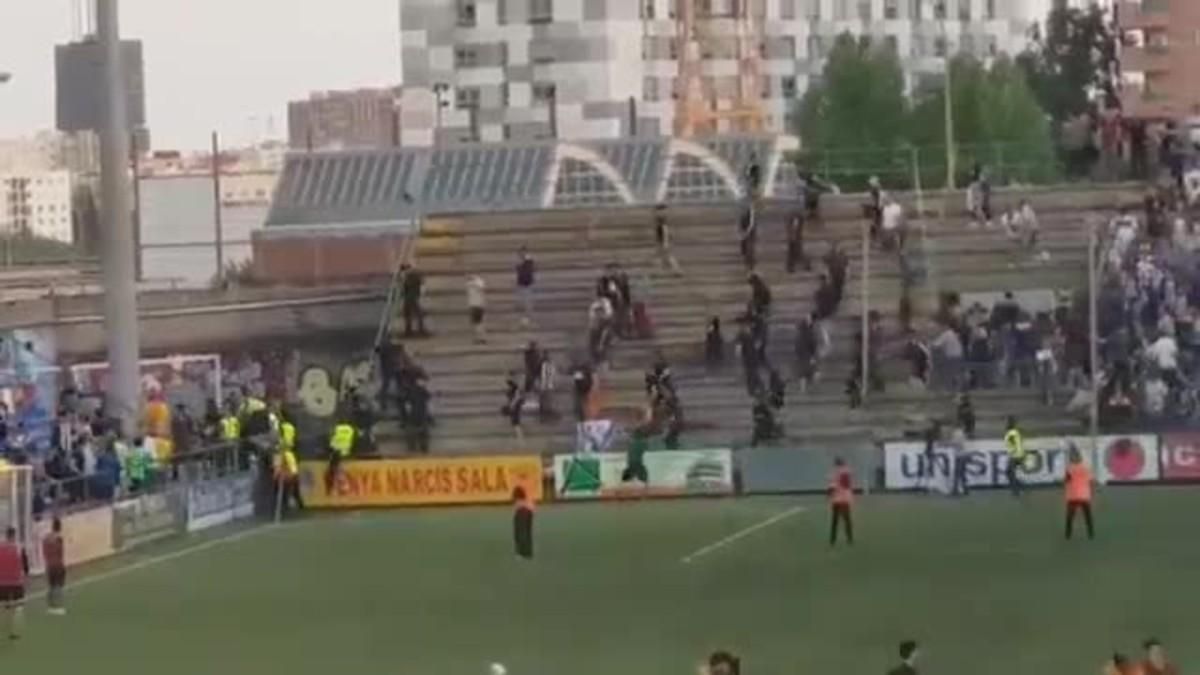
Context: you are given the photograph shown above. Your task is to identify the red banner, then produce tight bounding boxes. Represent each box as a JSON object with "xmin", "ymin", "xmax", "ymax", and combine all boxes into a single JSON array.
[{"xmin": 1160, "ymin": 433, "xmax": 1200, "ymax": 480}]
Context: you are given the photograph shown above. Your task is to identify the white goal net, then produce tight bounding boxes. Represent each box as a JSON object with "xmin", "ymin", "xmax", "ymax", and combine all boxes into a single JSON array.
[{"xmin": 0, "ymin": 464, "xmax": 36, "ymax": 571}]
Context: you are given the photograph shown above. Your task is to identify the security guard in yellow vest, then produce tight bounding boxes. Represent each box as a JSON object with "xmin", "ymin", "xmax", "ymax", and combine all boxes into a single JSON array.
[
  {"xmin": 220, "ymin": 414, "xmax": 241, "ymax": 443},
  {"xmin": 325, "ymin": 421, "xmax": 356, "ymax": 494},
  {"xmin": 1004, "ymin": 415, "xmax": 1026, "ymax": 497},
  {"xmin": 279, "ymin": 418, "xmax": 297, "ymax": 455},
  {"xmin": 273, "ymin": 424, "xmax": 303, "ymax": 516}
]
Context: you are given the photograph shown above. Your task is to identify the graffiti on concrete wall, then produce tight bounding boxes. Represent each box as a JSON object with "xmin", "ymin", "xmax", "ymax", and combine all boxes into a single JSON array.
[
  {"xmin": 0, "ymin": 329, "xmax": 60, "ymax": 451},
  {"xmin": 216, "ymin": 345, "xmax": 377, "ymax": 423}
]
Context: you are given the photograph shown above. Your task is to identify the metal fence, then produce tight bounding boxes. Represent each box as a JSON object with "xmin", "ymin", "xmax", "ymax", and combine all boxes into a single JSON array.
[
  {"xmin": 35, "ymin": 441, "xmax": 249, "ymax": 517},
  {"xmin": 792, "ymin": 142, "xmax": 1066, "ymax": 193}
]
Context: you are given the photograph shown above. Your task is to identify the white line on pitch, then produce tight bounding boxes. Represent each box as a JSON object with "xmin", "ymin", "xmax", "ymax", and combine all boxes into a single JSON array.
[
  {"xmin": 27, "ymin": 521, "xmax": 283, "ymax": 602},
  {"xmin": 680, "ymin": 505, "xmax": 806, "ymax": 564}
]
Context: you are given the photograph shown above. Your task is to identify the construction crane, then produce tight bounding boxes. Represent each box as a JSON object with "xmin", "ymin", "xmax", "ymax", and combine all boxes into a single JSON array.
[{"xmin": 673, "ymin": 0, "xmax": 767, "ymax": 137}]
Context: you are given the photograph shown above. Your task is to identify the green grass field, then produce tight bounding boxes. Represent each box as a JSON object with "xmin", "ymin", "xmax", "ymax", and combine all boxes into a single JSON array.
[{"xmin": 5, "ymin": 488, "xmax": 1200, "ymax": 675}]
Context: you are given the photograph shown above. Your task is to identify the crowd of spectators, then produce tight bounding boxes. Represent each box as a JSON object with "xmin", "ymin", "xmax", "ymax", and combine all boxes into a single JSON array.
[
  {"xmin": 1089, "ymin": 190, "xmax": 1200, "ymax": 427},
  {"xmin": 0, "ymin": 388, "xmax": 240, "ymax": 516}
]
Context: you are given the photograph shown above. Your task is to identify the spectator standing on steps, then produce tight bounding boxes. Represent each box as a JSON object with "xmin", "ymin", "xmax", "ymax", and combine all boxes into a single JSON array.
[
  {"xmin": 653, "ymin": 204, "xmax": 682, "ymax": 275},
  {"xmin": 786, "ymin": 209, "xmax": 809, "ymax": 273},
  {"xmin": 748, "ymin": 271, "xmax": 772, "ymax": 319},
  {"xmin": 503, "ymin": 371, "xmax": 525, "ymax": 446},
  {"xmin": 522, "ymin": 340, "xmax": 542, "ymax": 394},
  {"xmin": 406, "ymin": 380, "xmax": 433, "ymax": 454},
  {"xmin": 515, "ymin": 247, "xmax": 536, "ymax": 327},
  {"xmin": 824, "ymin": 242, "xmax": 849, "ymax": 307},
  {"xmin": 466, "ymin": 274, "xmax": 487, "ymax": 344},
  {"xmin": 705, "ymin": 317, "xmax": 726, "ymax": 369},
  {"xmin": 400, "ymin": 264, "xmax": 427, "ymax": 337},
  {"xmin": 738, "ymin": 199, "xmax": 758, "ymax": 270}
]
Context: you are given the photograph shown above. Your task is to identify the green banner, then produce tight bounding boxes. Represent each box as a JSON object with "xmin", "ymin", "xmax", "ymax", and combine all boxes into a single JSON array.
[{"xmin": 553, "ymin": 450, "xmax": 733, "ymax": 500}]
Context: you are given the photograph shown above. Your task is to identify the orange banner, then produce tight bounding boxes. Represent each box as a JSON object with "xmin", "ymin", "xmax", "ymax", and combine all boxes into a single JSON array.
[{"xmin": 298, "ymin": 456, "xmax": 543, "ymax": 507}]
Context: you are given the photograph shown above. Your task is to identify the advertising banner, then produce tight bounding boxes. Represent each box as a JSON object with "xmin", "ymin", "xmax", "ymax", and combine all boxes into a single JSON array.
[
  {"xmin": 298, "ymin": 456, "xmax": 543, "ymax": 508},
  {"xmin": 1161, "ymin": 433, "xmax": 1200, "ymax": 480},
  {"xmin": 112, "ymin": 487, "xmax": 186, "ymax": 551},
  {"xmin": 883, "ymin": 434, "xmax": 1159, "ymax": 490},
  {"xmin": 553, "ymin": 449, "xmax": 733, "ymax": 500},
  {"xmin": 31, "ymin": 505, "xmax": 114, "ymax": 575},
  {"xmin": 187, "ymin": 472, "xmax": 256, "ymax": 532}
]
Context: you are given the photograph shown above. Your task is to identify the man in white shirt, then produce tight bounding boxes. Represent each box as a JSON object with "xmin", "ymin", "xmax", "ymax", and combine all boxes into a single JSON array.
[
  {"xmin": 466, "ymin": 274, "xmax": 487, "ymax": 343},
  {"xmin": 881, "ymin": 199, "xmax": 904, "ymax": 249},
  {"xmin": 1148, "ymin": 332, "xmax": 1180, "ymax": 388}
]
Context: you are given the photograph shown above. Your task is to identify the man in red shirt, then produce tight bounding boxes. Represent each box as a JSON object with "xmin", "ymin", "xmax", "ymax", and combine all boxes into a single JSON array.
[
  {"xmin": 0, "ymin": 526, "xmax": 28, "ymax": 640},
  {"xmin": 43, "ymin": 517, "xmax": 67, "ymax": 615},
  {"xmin": 828, "ymin": 458, "xmax": 854, "ymax": 547}
]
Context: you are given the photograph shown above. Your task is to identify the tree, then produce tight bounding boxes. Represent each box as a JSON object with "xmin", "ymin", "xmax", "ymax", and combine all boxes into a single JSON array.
[
  {"xmin": 1016, "ymin": 5, "xmax": 1118, "ymax": 124},
  {"xmin": 794, "ymin": 33, "xmax": 911, "ymax": 188},
  {"xmin": 910, "ymin": 55, "xmax": 1059, "ymax": 185}
]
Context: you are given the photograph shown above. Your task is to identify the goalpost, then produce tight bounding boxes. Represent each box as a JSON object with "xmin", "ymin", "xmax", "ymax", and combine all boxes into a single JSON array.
[{"xmin": 0, "ymin": 464, "xmax": 37, "ymax": 573}]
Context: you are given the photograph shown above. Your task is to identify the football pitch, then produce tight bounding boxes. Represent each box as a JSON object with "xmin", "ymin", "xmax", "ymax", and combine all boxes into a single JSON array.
[{"xmin": 6, "ymin": 488, "xmax": 1200, "ymax": 675}]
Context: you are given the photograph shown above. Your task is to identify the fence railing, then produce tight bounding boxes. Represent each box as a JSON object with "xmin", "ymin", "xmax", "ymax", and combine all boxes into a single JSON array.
[
  {"xmin": 790, "ymin": 142, "xmax": 1068, "ymax": 193},
  {"xmin": 36, "ymin": 441, "xmax": 249, "ymax": 517}
]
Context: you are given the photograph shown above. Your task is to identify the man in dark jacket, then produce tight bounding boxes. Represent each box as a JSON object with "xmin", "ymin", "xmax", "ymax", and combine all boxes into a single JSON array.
[{"xmin": 400, "ymin": 265, "xmax": 427, "ymax": 337}]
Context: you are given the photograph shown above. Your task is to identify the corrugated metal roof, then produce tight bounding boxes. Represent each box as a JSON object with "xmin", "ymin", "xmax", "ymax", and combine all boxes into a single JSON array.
[{"xmin": 266, "ymin": 135, "xmax": 794, "ymax": 228}]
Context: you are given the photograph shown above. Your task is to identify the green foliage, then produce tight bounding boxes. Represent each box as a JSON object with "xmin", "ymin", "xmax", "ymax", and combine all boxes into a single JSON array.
[
  {"xmin": 795, "ymin": 33, "xmax": 910, "ymax": 190},
  {"xmin": 793, "ymin": 32, "xmax": 1061, "ymax": 188},
  {"xmin": 910, "ymin": 55, "xmax": 1059, "ymax": 186},
  {"xmin": 1016, "ymin": 5, "xmax": 1118, "ymax": 126},
  {"xmin": 0, "ymin": 233, "xmax": 86, "ymax": 265}
]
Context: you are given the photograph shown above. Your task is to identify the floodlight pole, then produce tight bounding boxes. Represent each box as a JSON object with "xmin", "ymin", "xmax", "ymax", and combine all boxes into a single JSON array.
[{"xmin": 97, "ymin": 0, "xmax": 142, "ymax": 436}]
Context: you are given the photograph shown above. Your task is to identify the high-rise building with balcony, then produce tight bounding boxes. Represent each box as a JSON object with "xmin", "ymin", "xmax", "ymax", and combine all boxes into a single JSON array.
[
  {"xmin": 1118, "ymin": 0, "xmax": 1200, "ymax": 120},
  {"xmin": 399, "ymin": 0, "xmax": 1047, "ymax": 146}
]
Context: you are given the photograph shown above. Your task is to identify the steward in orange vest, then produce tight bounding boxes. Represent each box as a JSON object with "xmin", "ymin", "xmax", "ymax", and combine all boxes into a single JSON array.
[
  {"xmin": 512, "ymin": 486, "xmax": 535, "ymax": 560},
  {"xmin": 828, "ymin": 458, "xmax": 855, "ymax": 547}
]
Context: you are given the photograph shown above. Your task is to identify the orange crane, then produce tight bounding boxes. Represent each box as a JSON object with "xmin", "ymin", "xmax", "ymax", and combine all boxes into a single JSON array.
[{"xmin": 673, "ymin": 0, "xmax": 767, "ymax": 137}]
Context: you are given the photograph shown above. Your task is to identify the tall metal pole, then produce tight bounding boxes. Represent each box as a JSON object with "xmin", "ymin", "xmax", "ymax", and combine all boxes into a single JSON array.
[
  {"xmin": 97, "ymin": 0, "xmax": 141, "ymax": 437},
  {"xmin": 1088, "ymin": 223, "xmax": 1100, "ymax": 465},
  {"xmin": 861, "ymin": 217, "xmax": 871, "ymax": 404},
  {"xmin": 211, "ymin": 131, "xmax": 225, "ymax": 284},
  {"xmin": 943, "ymin": 22, "xmax": 956, "ymax": 190}
]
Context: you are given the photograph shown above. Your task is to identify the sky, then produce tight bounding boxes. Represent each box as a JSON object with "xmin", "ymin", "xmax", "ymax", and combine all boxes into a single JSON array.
[{"xmin": 0, "ymin": 0, "xmax": 401, "ymax": 150}]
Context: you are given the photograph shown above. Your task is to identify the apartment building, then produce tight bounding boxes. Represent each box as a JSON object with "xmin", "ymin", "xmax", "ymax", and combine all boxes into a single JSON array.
[
  {"xmin": 0, "ymin": 170, "xmax": 74, "ymax": 243},
  {"xmin": 399, "ymin": 0, "xmax": 1047, "ymax": 145},
  {"xmin": 1118, "ymin": 0, "xmax": 1200, "ymax": 120}
]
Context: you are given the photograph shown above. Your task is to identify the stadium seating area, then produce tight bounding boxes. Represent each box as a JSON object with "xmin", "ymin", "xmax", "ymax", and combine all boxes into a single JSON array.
[{"xmin": 376, "ymin": 184, "xmax": 1144, "ymax": 456}]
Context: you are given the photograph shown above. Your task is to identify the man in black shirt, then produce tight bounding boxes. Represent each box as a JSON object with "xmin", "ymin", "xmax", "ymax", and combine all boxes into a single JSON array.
[
  {"xmin": 571, "ymin": 363, "xmax": 593, "ymax": 421},
  {"xmin": 737, "ymin": 326, "xmax": 762, "ymax": 396},
  {"xmin": 653, "ymin": 204, "xmax": 682, "ymax": 274},
  {"xmin": 824, "ymin": 242, "xmax": 849, "ymax": 306},
  {"xmin": 515, "ymin": 247, "xmax": 536, "ymax": 326},
  {"xmin": 748, "ymin": 271, "xmax": 772, "ymax": 319},
  {"xmin": 786, "ymin": 211, "xmax": 809, "ymax": 273},
  {"xmin": 738, "ymin": 200, "xmax": 757, "ymax": 270},
  {"xmin": 400, "ymin": 264, "xmax": 427, "ymax": 337},
  {"xmin": 405, "ymin": 380, "xmax": 432, "ymax": 454},
  {"xmin": 887, "ymin": 640, "xmax": 920, "ymax": 675}
]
